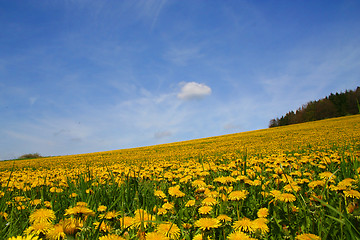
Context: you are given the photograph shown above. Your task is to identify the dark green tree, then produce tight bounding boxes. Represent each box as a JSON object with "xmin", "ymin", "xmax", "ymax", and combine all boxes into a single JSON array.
[{"xmin": 269, "ymin": 86, "xmax": 360, "ymax": 128}]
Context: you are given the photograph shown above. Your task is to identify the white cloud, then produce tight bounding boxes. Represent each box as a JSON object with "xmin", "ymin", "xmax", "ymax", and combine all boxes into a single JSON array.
[{"xmin": 177, "ymin": 82, "xmax": 212, "ymax": 100}]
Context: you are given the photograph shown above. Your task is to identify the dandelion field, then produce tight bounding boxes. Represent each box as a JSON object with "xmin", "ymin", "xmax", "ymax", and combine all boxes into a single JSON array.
[{"xmin": 1, "ymin": 115, "xmax": 360, "ymax": 240}]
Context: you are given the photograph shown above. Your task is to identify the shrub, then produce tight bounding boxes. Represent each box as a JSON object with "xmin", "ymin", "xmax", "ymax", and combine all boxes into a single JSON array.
[{"xmin": 18, "ymin": 153, "xmax": 42, "ymax": 159}]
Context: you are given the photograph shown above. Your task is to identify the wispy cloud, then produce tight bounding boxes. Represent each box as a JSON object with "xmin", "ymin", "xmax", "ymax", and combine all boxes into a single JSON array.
[
  {"xmin": 256, "ymin": 35, "xmax": 360, "ymax": 115},
  {"xmin": 134, "ymin": 0, "xmax": 168, "ymax": 30},
  {"xmin": 29, "ymin": 97, "xmax": 37, "ymax": 106},
  {"xmin": 164, "ymin": 46, "xmax": 203, "ymax": 66},
  {"xmin": 154, "ymin": 130, "xmax": 172, "ymax": 139},
  {"xmin": 223, "ymin": 122, "xmax": 242, "ymax": 131},
  {"xmin": 4, "ymin": 129, "xmax": 52, "ymax": 146}
]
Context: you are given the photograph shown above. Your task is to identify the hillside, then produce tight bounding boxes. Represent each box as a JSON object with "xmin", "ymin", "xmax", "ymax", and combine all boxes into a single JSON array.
[
  {"xmin": 0, "ymin": 115, "xmax": 360, "ymax": 239},
  {"xmin": 1, "ymin": 114, "xmax": 359, "ymax": 170}
]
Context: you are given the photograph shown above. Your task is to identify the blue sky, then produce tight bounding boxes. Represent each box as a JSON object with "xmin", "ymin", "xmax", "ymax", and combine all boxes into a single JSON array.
[{"xmin": 1, "ymin": 0, "xmax": 360, "ymax": 160}]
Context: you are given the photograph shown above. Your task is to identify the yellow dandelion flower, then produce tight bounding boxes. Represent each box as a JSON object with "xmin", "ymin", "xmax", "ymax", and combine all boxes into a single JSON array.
[
  {"xmin": 228, "ymin": 190, "xmax": 249, "ymax": 201},
  {"xmin": 270, "ymin": 190, "xmax": 282, "ymax": 199},
  {"xmin": 29, "ymin": 208, "xmax": 56, "ymax": 224},
  {"xmin": 93, "ymin": 221, "xmax": 111, "ymax": 232},
  {"xmin": 193, "ymin": 234, "xmax": 202, "ymax": 240},
  {"xmin": 195, "ymin": 187, "xmax": 207, "ymax": 193},
  {"xmin": 217, "ymin": 214, "xmax": 232, "ymax": 223},
  {"xmin": 198, "ymin": 205, "xmax": 213, "ymax": 215},
  {"xmin": 157, "ymin": 207, "xmax": 168, "ymax": 215},
  {"xmin": 278, "ymin": 193, "xmax": 296, "ymax": 203},
  {"xmin": 119, "ymin": 216, "xmax": 134, "ymax": 229},
  {"xmin": 233, "ymin": 217, "xmax": 252, "ymax": 232},
  {"xmin": 179, "ymin": 175, "xmax": 192, "ymax": 184},
  {"xmin": 257, "ymin": 208, "xmax": 269, "ymax": 218},
  {"xmin": 214, "ymin": 176, "xmax": 236, "ymax": 184},
  {"xmin": 204, "ymin": 190, "xmax": 219, "ymax": 198},
  {"xmin": 64, "ymin": 206, "xmax": 95, "ymax": 217},
  {"xmin": 62, "ymin": 218, "xmax": 83, "ymax": 235},
  {"xmin": 337, "ymin": 178, "xmax": 355, "ymax": 190},
  {"xmin": 214, "ymin": 176, "xmax": 227, "ymax": 184},
  {"xmin": 283, "ymin": 183, "xmax": 301, "ymax": 192},
  {"xmin": 319, "ymin": 171, "xmax": 336, "ymax": 181},
  {"xmin": 343, "ymin": 190, "xmax": 360, "ymax": 199},
  {"xmin": 13, "ymin": 196, "xmax": 27, "ymax": 202},
  {"xmin": 251, "ymin": 179, "xmax": 262, "ymax": 186},
  {"xmin": 97, "ymin": 205, "xmax": 107, "ymax": 212},
  {"xmin": 156, "ymin": 222, "xmax": 180, "ymax": 239},
  {"xmin": 252, "ymin": 218, "xmax": 269, "ymax": 234},
  {"xmin": 146, "ymin": 232, "xmax": 169, "ymax": 240},
  {"xmin": 192, "ymin": 180, "xmax": 207, "ymax": 188},
  {"xmin": 154, "ymin": 190, "xmax": 167, "ymax": 199},
  {"xmin": 308, "ymin": 180, "xmax": 325, "ymax": 189},
  {"xmin": 202, "ymin": 197, "xmax": 218, "ymax": 206},
  {"xmin": 100, "ymin": 210, "xmax": 119, "ymax": 219},
  {"xmin": 7, "ymin": 236, "xmax": 21, "ymax": 240},
  {"xmin": 295, "ymin": 233, "xmax": 321, "ymax": 240},
  {"xmin": 0, "ymin": 212, "xmax": 8, "ymax": 220},
  {"xmin": 85, "ymin": 189, "xmax": 93, "ymax": 194},
  {"xmin": 298, "ymin": 178, "xmax": 310, "ymax": 184},
  {"xmin": 46, "ymin": 223, "xmax": 66, "ymax": 240},
  {"xmin": 162, "ymin": 202, "xmax": 174, "ymax": 210},
  {"xmin": 236, "ymin": 175, "xmax": 249, "ymax": 182},
  {"xmin": 76, "ymin": 201, "xmax": 88, "ymax": 207},
  {"xmin": 195, "ymin": 218, "xmax": 220, "ymax": 231},
  {"xmin": 30, "ymin": 199, "xmax": 42, "ymax": 206},
  {"xmin": 185, "ymin": 199, "xmax": 196, "ymax": 207},
  {"xmin": 193, "ymin": 233, "xmax": 215, "ymax": 240},
  {"xmin": 168, "ymin": 185, "xmax": 185, "ymax": 198},
  {"xmin": 69, "ymin": 193, "xmax": 78, "ymax": 198},
  {"xmin": 290, "ymin": 171, "xmax": 302, "ymax": 177},
  {"xmin": 227, "ymin": 231, "xmax": 253, "ymax": 240},
  {"xmin": 17, "ymin": 204, "xmax": 26, "ymax": 211},
  {"xmin": 25, "ymin": 221, "xmax": 52, "ymax": 236}
]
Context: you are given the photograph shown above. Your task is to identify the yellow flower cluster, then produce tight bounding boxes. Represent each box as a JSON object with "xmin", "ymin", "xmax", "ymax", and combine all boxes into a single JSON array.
[{"xmin": 0, "ymin": 115, "xmax": 359, "ymax": 239}]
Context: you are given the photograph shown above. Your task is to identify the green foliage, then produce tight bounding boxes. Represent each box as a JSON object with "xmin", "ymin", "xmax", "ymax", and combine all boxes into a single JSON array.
[
  {"xmin": 270, "ymin": 86, "xmax": 360, "ymax": 127},
  {"xmin": 17, "ymin": 153, "xmax": 42, "ymax": 160}
]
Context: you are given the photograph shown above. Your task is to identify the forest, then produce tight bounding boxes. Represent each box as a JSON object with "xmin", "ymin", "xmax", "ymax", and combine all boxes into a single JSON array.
[{"xmin": 269, "ymin": 86, "xmax": 360, "ymax": 127}]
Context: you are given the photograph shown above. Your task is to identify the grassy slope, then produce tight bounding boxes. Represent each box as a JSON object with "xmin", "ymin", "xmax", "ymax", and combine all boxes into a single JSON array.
[{"xmin": 1, "ymin": 114, "xmax": 359, "ymax": 170}]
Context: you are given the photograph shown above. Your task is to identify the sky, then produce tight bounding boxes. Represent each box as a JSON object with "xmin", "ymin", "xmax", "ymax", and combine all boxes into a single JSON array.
[{"xmin": 1, "ymin": 0, "xmax": 360, "ymax": 160}]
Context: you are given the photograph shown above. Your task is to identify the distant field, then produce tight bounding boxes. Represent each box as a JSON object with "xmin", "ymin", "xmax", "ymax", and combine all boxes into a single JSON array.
[{"xmin": 1, "ymin": 115, "xmax": 360, "ymax": 240}]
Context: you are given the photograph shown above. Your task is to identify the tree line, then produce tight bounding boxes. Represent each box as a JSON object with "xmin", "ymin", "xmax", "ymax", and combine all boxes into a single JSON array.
[{"xmin": 269, "ymin": 86, "xmax": 360, "ymax": 128}]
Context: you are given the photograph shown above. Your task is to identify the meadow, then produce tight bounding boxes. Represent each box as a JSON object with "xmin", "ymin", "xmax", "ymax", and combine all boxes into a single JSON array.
[{"xmin": 1, "ymin": 115, "xmax": 360, "ymax": 240}]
